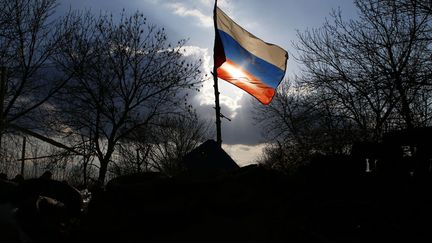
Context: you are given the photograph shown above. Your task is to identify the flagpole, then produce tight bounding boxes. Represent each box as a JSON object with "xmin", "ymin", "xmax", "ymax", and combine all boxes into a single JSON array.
[{"xmin": 213, "ymin": 0, "xmax": 222, "ymax": 147}]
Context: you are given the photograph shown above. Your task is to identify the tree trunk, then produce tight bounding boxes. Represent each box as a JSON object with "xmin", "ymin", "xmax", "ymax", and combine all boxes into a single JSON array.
[
  {"xmin": 96, "ymin": 140, "xmax": 116, "ymax": 185},
  {"xmin": 136, "ymin": 148, "xmax": 141, "ymax": 173},
  {"xmin": 83, "ymin": 157, "xmax": 88, "ymax": 187},
  {"xmin": 98, "ymin": 159, "xmax": 109, "ymax": 185},
  {"xmin": 396, "ymin": 79, "xmax": 414, "ymax": 129}
]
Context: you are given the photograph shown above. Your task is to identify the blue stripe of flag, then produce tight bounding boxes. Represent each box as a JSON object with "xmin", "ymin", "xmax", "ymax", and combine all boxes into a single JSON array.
[{"xmin": 217, "ymin": 30, "xmax": 285, "ymax": 89}]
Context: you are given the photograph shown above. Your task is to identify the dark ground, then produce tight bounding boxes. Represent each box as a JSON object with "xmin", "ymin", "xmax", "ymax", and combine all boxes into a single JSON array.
[{"xmin": 2, "ymin": 160, "xmax": 432, "ymax": 243}]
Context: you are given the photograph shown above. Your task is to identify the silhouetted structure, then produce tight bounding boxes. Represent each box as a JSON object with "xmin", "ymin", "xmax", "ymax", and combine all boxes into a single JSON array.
[
  {"xmin": 351, "ymin": 141, "xmax": 381, "ymax": 173},
  {"xmin": 181, "ymin": 139, "xmax": 239, "ymax": 174},
  {"xmin": 377, "ymin": 127, "xmax": 432, "ymax": 178},
  {"xmin": 349, "ymin": 127, "xmax": 432, "ymax": 179}
]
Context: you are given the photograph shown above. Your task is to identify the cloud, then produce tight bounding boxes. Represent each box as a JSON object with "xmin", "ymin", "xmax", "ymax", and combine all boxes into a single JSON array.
[
  {"xmin": 182, "ymin": 45, "xmax": 245, "ymax": 118},
  {"xmin": 166, "ymin": 2, "xmax": 213, "ymax": 28},
  {"xmin": 181, "ymin": 45, "xmax": 267, "ymax": 146},
  {"xmin": 199, "ymin": 0, "xmax": 213, "ymax": 7},
  {"xmin": 223, "ymin": 143, "xmax": 267, "ymax": 166},
  {"xmin": 142, "ymin": 0, "xmax": 161, "ymax": 4},
  {"xmin": 139, "ymin": 1, "xmax": 266, "ymax": 147},
  {"xmin": 220, "ymin": 97, "xmax": 264, "ymax": 145},
  {"xmin": 240, "ymin": 146, "xmax": 250, "ymax": 151},
  {"xmin": 142, "ymin": 0, "xmax": 236, "ymax": 28}
]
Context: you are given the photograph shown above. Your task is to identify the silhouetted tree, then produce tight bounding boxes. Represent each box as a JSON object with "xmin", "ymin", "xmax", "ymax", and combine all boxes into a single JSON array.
[
  {"xmin": 0, "ymin": 0, "xmax": 69, "ymax": 150},
  {"xmin": 256, "ymin": 0, "xmax": 432, "ymax": 172},
  {"xmin": 388, "ymin": 0, "xmax": 432, "ymax": 16},
  {"xmin": 255, "ymin": 142, "xmax": 293, "ymax": 172},
  {"xmin": 253, "ymin": 79, "xmax": 355, "ymax": 171},
  {"xmin": 295, "ymin": 0, "xmax": 432, "ymax": 140},
  {"xmin": 55, "ymin": 10, "xmax": 202, "ymax": 184},
  {"xmin": 146, "ymin": 113, "xmax": 211, "ymax": 176},
  {"xmin": 116, "ymin": 112, "xmax": 211, "ymax": 176},
  {"xmin": 0, "ymin": 134, "xmax": 22, "ymax": 175}
]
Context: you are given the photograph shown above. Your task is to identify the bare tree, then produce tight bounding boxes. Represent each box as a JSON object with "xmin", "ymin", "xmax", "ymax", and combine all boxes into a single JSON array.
[
  {"xmin": 255, "ymin": 0, "xmax": 432, "ymax": 172},
  {"xmin": 0, "ymin": 134, "xmax": 21, "ymax": 176},
  {"xmin": 0, "ymin": 0, "xmax": 69, "ymax": 146},
  {"xmin": 114, "ymin": 112, "xmax": 211, "ymax": 176},
  {"xmin": 295, "ymin": 0, "xmax": 432, "ymax": 140},
  {"xmin": 147, "ymin": 114, "xmax": 211, "ymax": 176},
  {"xmin": 387, "ymin": 0, "xmax": 432, "ymax": 17},
  {"xmin": 116, "ymin": 140, "xmax": 152, "ymax": 175},
  {"xmin": 253, "ymin": 79, "xmax": 355, "ymax": 171},
  {"xmin": 55, "ymin": 10, "xmax": 203, "ymax": 184}
]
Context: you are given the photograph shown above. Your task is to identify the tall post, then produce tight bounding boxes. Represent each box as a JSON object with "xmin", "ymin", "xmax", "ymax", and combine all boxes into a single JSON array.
[
  {"xmin": 213, "ymin": 0, "xmax": 222, "ymax": 146},
  {"xmin": 21, "ymin": 136, "xmax": 26, "ymax": 176}
]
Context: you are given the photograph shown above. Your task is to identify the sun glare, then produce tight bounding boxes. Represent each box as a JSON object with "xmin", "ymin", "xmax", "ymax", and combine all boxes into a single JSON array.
[{"xmin": 219, "ymin": 61, "xmax": 250, "ymax": 82}]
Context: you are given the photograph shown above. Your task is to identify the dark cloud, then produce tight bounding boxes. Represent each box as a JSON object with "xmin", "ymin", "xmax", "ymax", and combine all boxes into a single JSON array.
[
  {"xmin": 192, "ymin": 94, "xmax": 265, "ymax": 146},
  {"xmin": 221, "ymin": 96, "xmax": 264, "ymax": 145}
]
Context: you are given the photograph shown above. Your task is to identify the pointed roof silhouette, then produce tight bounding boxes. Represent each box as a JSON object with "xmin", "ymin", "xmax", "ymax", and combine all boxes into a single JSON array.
[{"xmin": 182, "ymin": 140, "xmax": 239, "ymax": 173}]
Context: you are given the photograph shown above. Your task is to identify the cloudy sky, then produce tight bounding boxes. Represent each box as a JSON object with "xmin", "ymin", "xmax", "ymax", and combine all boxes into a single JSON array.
[{"xmin": 56, "ymin": 0, "xmax": 358, "ymax": 166}]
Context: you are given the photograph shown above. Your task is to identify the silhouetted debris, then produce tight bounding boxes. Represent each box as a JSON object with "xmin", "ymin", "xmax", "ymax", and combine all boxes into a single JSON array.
[
  {"xmin": 83, "ymin": 167, "xmax": 293, "ymax": 242},
  {"xmin": 12, "ymin": 178, "xmax": 83, "ymax": 243},
  {"xmin": 11, "ymin": 174, "xmax": 24, "ymax": 184},
  {"xmin": 3, "ymin": 135, "xmax": 432, "ymax": 243},
  {"xmin": 17, "ymin": 179, "xmax": 82, "ymax": 218},
  {"xmin": 0, "ymin": 178, "xmax": 18, "ymax": 204}
]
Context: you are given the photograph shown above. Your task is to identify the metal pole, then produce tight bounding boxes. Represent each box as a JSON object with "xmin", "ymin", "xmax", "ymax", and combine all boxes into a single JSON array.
[{"xmin": 213, "ymin": 0, "xmax": 222, "ymax": 146}]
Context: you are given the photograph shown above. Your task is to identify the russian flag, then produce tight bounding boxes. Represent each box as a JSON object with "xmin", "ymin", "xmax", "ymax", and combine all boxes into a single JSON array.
[{"xmin": 214, "ymin": 7, "xmax": 288, "ymax": 105}]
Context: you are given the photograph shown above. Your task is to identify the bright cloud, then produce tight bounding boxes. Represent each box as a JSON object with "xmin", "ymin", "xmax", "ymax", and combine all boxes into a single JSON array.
[
  {"xmin": 166, "ymin": 2, "xmax": 213, "ymax": 28},
  {"xmin": 199, "ymin": 0, "xmax": 213, "ymax": 6},
  {"xmin": 141, "ymin": 0, "xmax": 257, "ymax": 123},
  {"xmin": 143, "ymin": 0, "xmax": 235, "ymax": 29},
  {"xmin": 181, "ymin": 45, "xmax": 244, "ymax": 118},
  {"xmin": 223, "ymin": 143, "xmax": 266, "ymax": 166}
]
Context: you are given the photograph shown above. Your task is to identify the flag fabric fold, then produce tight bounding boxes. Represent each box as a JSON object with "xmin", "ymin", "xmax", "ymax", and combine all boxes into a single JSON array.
[{"xmin": 214, "ymin": 7, "xmax": 288, "ymax": 105}]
